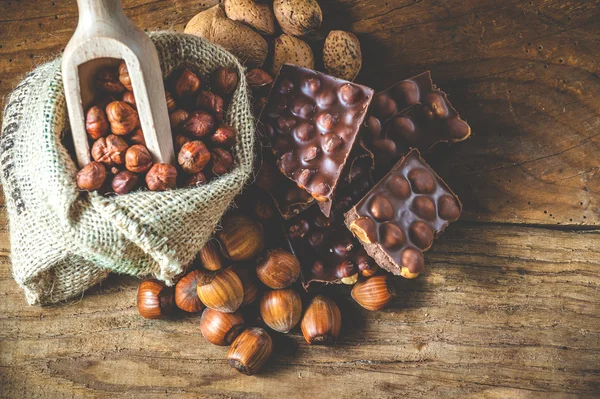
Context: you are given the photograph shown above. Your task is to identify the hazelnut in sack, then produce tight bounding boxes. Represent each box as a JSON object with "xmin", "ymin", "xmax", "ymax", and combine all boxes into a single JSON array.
[{"xmin": 0, "ymin": 33, "xmax": 254, "ymax": 305}]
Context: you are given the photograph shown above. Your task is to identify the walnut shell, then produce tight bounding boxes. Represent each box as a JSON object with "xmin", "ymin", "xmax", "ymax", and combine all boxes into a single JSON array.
[
  {"xmin": 274, "ymin": 0, "xmax": 322, "ymax": 37},
  {"xmin": 323, "ymin": 30, "xmax": 362, "ymax": 81},
  {"xmin": 271, "ymin": 34, "xmax": 314, "ymax": 76},
  {"xmin": 224, "ymin": 0, "xmax": 276, "ymax": 35},
  {"xmin": 185, "ymin": 5, "xmax": 268, "ymax": 67}
]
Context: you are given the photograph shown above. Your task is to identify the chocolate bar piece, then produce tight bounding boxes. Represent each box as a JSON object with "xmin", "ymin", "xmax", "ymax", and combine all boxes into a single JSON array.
[
  {"xmin": 345, "ymin": 149, "xmax": 461, "ymax": 278},
  {"xmin": 259, "ymin": 64, "xmax": 374, "ymax": 216},
  {"xmin": 364, "ymin": 71, "xmax": 471, "ymax": 163}
]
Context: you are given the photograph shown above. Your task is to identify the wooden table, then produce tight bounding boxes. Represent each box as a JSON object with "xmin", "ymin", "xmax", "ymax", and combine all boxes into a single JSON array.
[{"xmin": 1, "ymin": 1, "xmax": 598, "ymax": 397}]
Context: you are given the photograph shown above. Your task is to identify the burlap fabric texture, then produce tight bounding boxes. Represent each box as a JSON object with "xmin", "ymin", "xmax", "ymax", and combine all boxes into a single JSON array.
[{"xmin": 0, "ymin": 32, "xmax": 255, "ymax": 305}]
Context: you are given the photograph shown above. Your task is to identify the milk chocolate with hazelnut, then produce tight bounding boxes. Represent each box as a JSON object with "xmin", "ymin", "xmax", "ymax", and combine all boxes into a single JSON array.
[
  {"xmin": 259, "ymin": 64, "xmax": 374, "ymax": 217},
  {"xmin": 345, "ymin": 149, "xmax": 462, "ymax": 279}
]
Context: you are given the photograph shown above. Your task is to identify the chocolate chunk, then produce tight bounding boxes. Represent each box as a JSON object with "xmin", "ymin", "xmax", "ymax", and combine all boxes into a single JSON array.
[
  {"xmin": 345, "ymin": 149, "xmax": 462, "ymax": 278},
  {"xmin": 259, "ymin": 65, "xmax": 374, "ymax": 216}
]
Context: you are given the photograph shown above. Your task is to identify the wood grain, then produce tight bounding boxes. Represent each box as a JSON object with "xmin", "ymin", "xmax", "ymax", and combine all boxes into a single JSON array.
[{"xmin": 0, "ymin": 0, "xmax": 599, "ymax": 398}]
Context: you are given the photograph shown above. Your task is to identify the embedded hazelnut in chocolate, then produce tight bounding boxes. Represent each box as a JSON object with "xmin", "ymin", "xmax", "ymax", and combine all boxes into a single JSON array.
[
  {"xmin": 409, "ymin": 221, "xmax": 434, "ymax": 250},
  {"xmin": 295, "ymin": 122, "xmax": 315, "ymax": 142},
  {"xmin": 297, "ymin": 169, "xmax": 312, "ymax": 187},
  {"xmin": 277, "ymin": 115, "xmax": 297, "ymax": 132},
  {"xmin": 316, "ymin": 89, "xmax": 336, "ymax": 107},
  {"xmin": 407, "ymin": 168, "xmax": 436, "ymax": 194},
  {"xmin": 446, "ymin": 117, "xmax": 471, "ymax": 140},
  {"xmin": 412, "ymin": 196, "xmax": 437, "ymax": 221},
  {"xmin": 316, "ymin": 112, "xmax": 337, "ymax": 130},
  {"xmin": 269, "ymin": 94, "xmax": 288, "ymax": 114},
  {"xmin": 423, "ymin": 93, "xmax": 448, "ymax": 119},
  {"xmin": 364, "ymin": 116, "xmax": 382, "ymax": 139},
  {"xmin": 339, "ymin": 83, "xmax": 361, "ymax": 104},
  {"xmin": 372, "ymin": 139, "xmax": 397, "ymax": 160},
  {"xmin": 393, "ymin": 81, "xmax": 419, "ymax": 106},
  {"xmin": 277, "ymin": 78, "xmax": 294, "ymax": 94},
  {"xmin": 391, "ymin": 116, "xmax": 416, "ymax": 141},
  {"xmin": 303, "ymin": 146, "xmax": 318, "ymax": 162},
  {"xmin": 278, "ymin": 152, "xmax": 297, "ymax": 176},
  {"xmin": 380, "ymin": 222, "xmax": 404, "ymax": 249},
  {"xmin": 401, "ymin": 248, "xmax": 424, "ymax": 279},
  {"xmin": 369, "ymin": 195, "xmax": 393, "ymax": 221},
  {"xmin": 291, "ymin": 98, "xmax": 315, "ymax": 119},
  {"xmin": 322, "ymin": 134, "xmax": 342, "ymax": 153},
  {"xmin": 312, "ymin": 182, "xmax": 330, "ymax": 200},
  {"xmin": 372, "ymin": 93, "xmax": 397, "ymax": 119},
  {"xmin": 386, "ymin": 175, "xmax": 411, "ymax": 199},
  {"xmin": 302, "ymin": 77, "xmax": 320, "ymax": 94},
  {"xmin": 349, "ymin": 217, "xmax": 377, "ymax": 244},
  {"xmin": 438, "ymin": 195, "xmax": 461, "ymax": 221}
]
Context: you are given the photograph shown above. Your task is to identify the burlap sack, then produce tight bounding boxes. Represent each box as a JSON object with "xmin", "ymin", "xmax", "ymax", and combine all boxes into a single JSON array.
[{"xmin": 0, "ymin": 32, "xmax": 254, "ymax": 305}]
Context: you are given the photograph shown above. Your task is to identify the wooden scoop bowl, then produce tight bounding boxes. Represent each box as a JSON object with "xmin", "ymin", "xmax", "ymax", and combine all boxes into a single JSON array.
[{"xmin": 62, "ymin": 0, "xmax": 174, "ymax": 168}]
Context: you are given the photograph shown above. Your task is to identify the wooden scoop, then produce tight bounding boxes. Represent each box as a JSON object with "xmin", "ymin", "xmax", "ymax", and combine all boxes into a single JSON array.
[{"xmin": 62, "ymin": 0, "xmax": 174, "ymax": 168}]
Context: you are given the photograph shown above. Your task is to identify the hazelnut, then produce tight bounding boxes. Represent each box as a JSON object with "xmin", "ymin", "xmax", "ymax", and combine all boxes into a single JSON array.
[
  {"xmin": 174, "ymin": 270, "xmax": 205, "ymax": 313},
  {"xmin": 96, "ymin": 67, "xmax": 126, "ymax": 93},
  {"xmin": 301, "ymin": 295, "xmax": 341, "ymax": 345},
  {"xmin": 256, "ymin": 249, "xmax": 301, "ymax": 289},
  {"xmin": 85, "ymin": 106, "xmax": 110, "ymax": 140},
  {"xmin": 118, "ymin": 61, "xmax": 133, "ymax": 91},
  {"xmin": 183, "ymin": 172, "xmax": 207, "ymax": 188},
  {"xmin": 125, "ymin": 144, "xmax": 153, "ymax": 173},
  {"xmin": 165, "ymin": 90, "xmax": 177, "ymax": 112},
  {"xmin": 169, "ymin": 110, "xmax": 189, "ymax": 132},
  {"xmin": 227, "ymin": 328, "xmax": 272, "ymax": 376},
  {"xmin": 200, "ymin": 308, "xmax": 245, "ymax": 346},
  {"xmin": 122, "ymin": 91, "xmax": 136, "ymax": 109},
  {"xmin": 196, "ymin": 268, "xmax": 244, "ymax": 313},
  {"xmin": 210, "ymin": 148, "xmax": 234, "ymax": 176},
  {"xmin": 196, "ymin": 91, "xmax": 225, "ymax": 121},
  {"xmin": 211, "ymin": 125, "xmax": 237, "ymax": 147},
  {"xmin": 174, "ymin": 134, "xmax": 191, "ymax": 152},
  {"xmin": 253, "ymin": 199, "xmax": 275, "ymax": 220},
  {"xmin": 260, "ymin": 289, "xmax": 302, "ymax": 333},
  {"xmin": 245, "ymin": 68, "xmax": 273, "ymax": 87},
  {"xmin": 182, "ymin": 111, "xmax": 216, "ymax": 138},
  {"xmin": 212, "ymin": 67, "xmax": 238, "ymax": 95},
  {"xmin": 76, "ymin": 161, "xmax": 107, "ymax": 191},
  {"xmin": 175, "ymin": 69, "xmax": 201, "ymax": 99},
  {"xmin": 106, "ymin": 101, "xmax": 139, "ymax": 135},
  {"xmin": 136, "ymin": 279, "xmax": 174, "ymax": 319},
  {"xmin": 128, "ymin": 128, "xmax": 146, "ymax": 146},
  {"xmin": 178, "ymin": 141, "xmax": 211, "ymax": 174},
  {"xmin": 217, "ymin": 214, "xmax": 265, "ymax": 262},
  {"xmin": 91, "ymin": 134, "xmax": 129, "ymax": 165},
  {"xmin": 233, "ymin": 267, "xmax": 260, "ymax": 307},
  {"xmin": 111, "ymin": 170, "xmax": 139, "ymax": 195},
  {"xmin": 351, "ymin": 275, "xmax": 396, "ymax": 311},
  {"xmin": 335, "ymin": 260, "xmax": 359, "ymax": 285},
  {"xmin": 199, "ymin": 240, "xmax": 225, "ymax": 271},
  {"xmin": 146, "ymin": 163, "xmax": 177, "ymax": 191}
]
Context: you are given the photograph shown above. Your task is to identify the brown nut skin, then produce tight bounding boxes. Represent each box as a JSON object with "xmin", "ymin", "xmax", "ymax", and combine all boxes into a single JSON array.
[
  {"xmin": 351, "ymin": 275, "xmax": 396, "ymax": 311},
  {"xmin": 125, "ymin": 144, "xmax": 153, "ymax": 173},
  {"xmin": 76, "ymin": 161, "xmax": 107, "ymax": 191},
  {"xmin": 232, "ymin": 267, "xmax": 260, "ymax": 307},
  {"xmin": 85, "ymin": 106, "xmax": 110, "ymax": 140},
  {"xmin": 199, "ymin": 240, "xmax": 225, "ymax": 271},
  {"xmin": 260, "ymin": 289, "xmax": 302, "ymax": 333},
  {"xmin": 212, "ymin": 67, "xmax": 238, "ymax": 95},
  {"xmin": 217, "ymin": 214, "xmax": 265, "ymax": 262},
  {"xmin": 178, "ymin": 141, "xmax": 211, "ymax": 174},
  {"xmin": 210, "ymin": 148, "xmax": 234, "ymax": 176},
  {"xmin": 182, "ymin": 172, "xmax": 208, "ymax": 187},
  {"xmin": 182, "ymin": 111, "xmax": 216, "ymax": 138},
  {"xmin": 174, "ymin": 270, "xmax": 205, "ymax": 313},
  {"xmin": 146, "ymin": 163, "xmax": 177, "ymax": 191},
  {"xmin": 196, "ymin": 268, "xmax": 244, "ymax": 313},
  {"xmin": 200, "ymin": 308, "xmax": 245, "ymax": 346},
  {"xmin": 211, "ymin": 125, "xmax": 237, "ymax": 147},
  {"xmin": 128, "ymin": 129, "xmax": 146, "ymax": 146},
  {"xmin": 256, "ymin": 249, "xmax": 301, "ymax": 289},
  {"xmin": 175, "ymin": 69, "xmax": 201, "ymax": 99},
  {"xmin": 91, "ymin": 134, "xmax": 129, "ymax": 165},
  {"xmin": 301, "ymin": 295, "xmax": 341, "ymax": 345},
  {"xmin": 122, "ymin": 91, "xmax": 136, "ymax": 109},
  {"xmin": 227, "ymin": 327, "xmax": 272, "ymax": 375},
  {"xmin": 96, "ymin": 67, "xmax": 126, "ymax": 93},
  {"xmin": 106, "ymin": 101, "xmax": 139, "ymax": 135},
  {"xmin": 169, "ymin": 110, "xmax": 189, "ymax": 132},
  {"xmin": 118, "ymin": 61, "xmax": 133, "ymax": 91},
  {"xmin": 165, "ymin": 91, "xmax": 177, "ymax": 113},
  {"xmin": 136, "ymin": 279, "xmax": 174, "ymax": 319},
  {"xmin": 349, "ymin": 217, "xmax": 378, "ymax": 244},
  {"xmin": 196, "ymin": 91, "xmax": 225, "ymax": 121},
  {"xmin": 174, "ymin": 134, "xmax": 191, "ymax": 152},
  {"xmin": 111, "ymin": 170, "xmax": 139, "ymax": 195},
  {"xmin": 245, "ymin": 68, "xmax": 273, "ymax": 87}
]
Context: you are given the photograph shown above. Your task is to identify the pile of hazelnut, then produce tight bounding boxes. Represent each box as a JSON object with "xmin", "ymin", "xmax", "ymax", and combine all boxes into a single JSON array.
[
  {"xmin": 136, "ymin": 208, "xmax": 396, "ymax": 376},
  {"xmin": 76, "ymin": 63, "xmax": 239, "ymax": 194}
]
